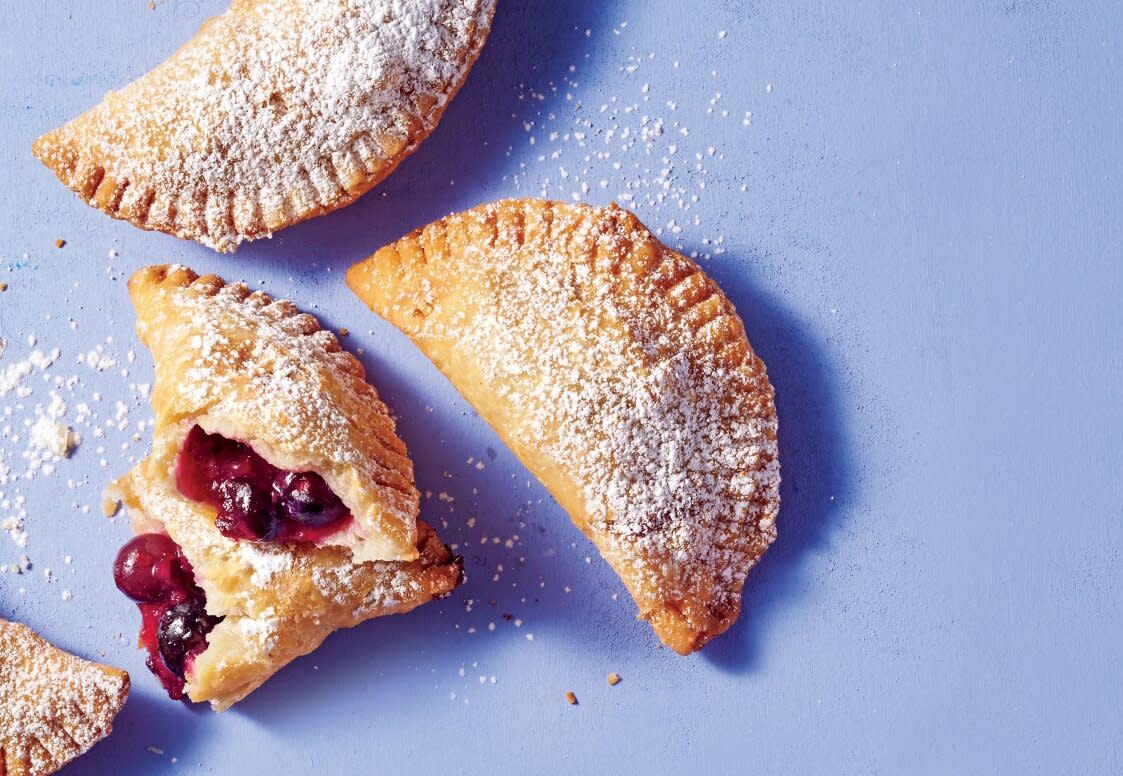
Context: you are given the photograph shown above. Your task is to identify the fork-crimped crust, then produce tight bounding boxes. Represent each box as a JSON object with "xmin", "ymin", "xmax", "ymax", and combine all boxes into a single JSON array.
[
  {"xmin": 347, "ymin": 199, "xmax": 780, "ymax": 654},
  {"xmin": 33, "ymin": 0, "xmax": 497, "ymax": 252}
]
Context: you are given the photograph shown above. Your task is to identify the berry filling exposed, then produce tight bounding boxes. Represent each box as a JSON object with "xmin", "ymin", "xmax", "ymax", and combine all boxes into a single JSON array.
[
  {"xmin": 175, "ymin": 425, "xmax": 352, "ymax": 544},
  {"xmin": 113, "ymin": 533, "xmax": 221, "ymax": 699}
]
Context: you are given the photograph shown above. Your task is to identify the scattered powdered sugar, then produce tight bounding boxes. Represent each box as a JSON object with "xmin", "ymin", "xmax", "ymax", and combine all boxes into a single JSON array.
[
  {"xmin": 0, "ymin": 316, "xmax": 152, "ymax": 581},
  {"xmin": 497, "ymin": 23, "xmax": 765, "ymax": 265}
]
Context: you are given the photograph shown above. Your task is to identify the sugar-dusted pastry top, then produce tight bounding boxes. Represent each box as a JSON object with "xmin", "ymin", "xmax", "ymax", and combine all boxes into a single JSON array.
[
  {"xmin": 32, "ymin": 0, "xmax": 497, "ymax": 252},
  {"xmin": 128, "ymin": 264, "xmax": 418, "ymax": 563},
  {"xmin": 0, "ymin": 620, "xmax": 129, "ymax": 776},
  {"xmin": 110, "ymin": 468, "xmax": 462, "ymax": 711},
  {"xmin": 347, "ymin": 199, "xmax": 780, "ymax": 654}
]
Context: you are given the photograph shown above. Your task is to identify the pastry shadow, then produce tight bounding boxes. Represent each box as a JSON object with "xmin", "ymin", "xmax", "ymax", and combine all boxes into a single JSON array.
[
  {"xmin": 237, "ymin": 0, "xmax": 617, "ymax": 270},
  {"xmin": 76, "ymin": 689, "xmax": 207, "ymax": 775},
  {"xmin": 700, "ymin": 249, "xmax": 854, "ymax": 674},
  {"xmin": 233, "ymin": 340, "xmax": 655, "ymax": 723}
]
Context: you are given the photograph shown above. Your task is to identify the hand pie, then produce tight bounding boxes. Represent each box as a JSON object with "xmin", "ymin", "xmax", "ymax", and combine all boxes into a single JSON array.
[
  {"xmin": 347, "ymin": 199, "xmax": 780, "ymax": 654},
  {"xmin": 106, "ymin": 265, "xmax": 462, "ymax": 709},
  {"xmin": 0, "ymin": 619, "xmax": 129, "ymax": 776},
  {"xmin": 32, "ymin": 0, "xmax": 497, "ymax": 253}
]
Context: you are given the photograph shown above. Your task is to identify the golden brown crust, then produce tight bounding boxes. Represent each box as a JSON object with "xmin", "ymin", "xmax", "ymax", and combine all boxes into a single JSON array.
[
  {"xmin": 111, "ymin": 466, "xmax": 461, "ymax": 710},
  {"xmin": 347, "ymin": 199, "xmax": 780, "ymax": 654},
  {"xmin": 32, "ymin": 0, "xmax": 497, "ymax": 252},
  {"xmin": 0, "ymin": 620, "xmax": 129, "ymax": 776},
  {"xmin": 126, "ymin": 264, "xmax": 419, "ymax": 563},
  {"xmin": 109, "ymin": 264, "xmax": 463, "ymax": 709}
]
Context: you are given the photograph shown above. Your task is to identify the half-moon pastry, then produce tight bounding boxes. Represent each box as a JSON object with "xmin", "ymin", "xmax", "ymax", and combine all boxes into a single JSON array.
[
  {"xmin": 32, "ymin": 0, "xmax": 497, "ymax": 252},
  {"xmin": 347, "ymin": 199, "xmax": 780, "ymax": 654},
  {"xmin": 106, "ymin": 265, "xmax": 462, "ymax": 709},
  {"xmin": 0, "ymin": 619, "xmax": 129, "ymax": 776}
]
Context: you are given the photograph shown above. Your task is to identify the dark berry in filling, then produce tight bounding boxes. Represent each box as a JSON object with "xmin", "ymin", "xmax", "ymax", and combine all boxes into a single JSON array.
[
  {"xmin": 113, "ymin": 533, "xmax": 193, "ymax": 604},
  {"xmin": 158, "ymin": 601, "xmax": 220, "ymax": 677},
  {"xmin": 114, "ymin": 533, "xmax": 220, "ymax": 700},
  {"xmin": 273, "ymin": 471, "xmax": 350, "ymax": 527},
  {"xmin": 215, "ymin": 478, "xmax": 278, "ymax": 541},
  {"xmin": 176, "ymin": 425, "xmax": 351, "ymax": 544}
]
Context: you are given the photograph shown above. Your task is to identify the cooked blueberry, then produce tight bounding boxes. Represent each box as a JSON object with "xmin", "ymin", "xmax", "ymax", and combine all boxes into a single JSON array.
[
  {"xmin": 215, "ymin": 478, "xmax": 277, "ymax": 541},
  {"xmin": 157, "ymin": 600, "xmax": 218, "ymax": 677},
  {"xmin": 272, "ymin": 471, "xmax": 348, "ymax": 527},
  {"xmin": 211, "ymin": 443, "xmax": 259, "ymax": 487},
  {"xmin": 113, "ymin": 533, "xmax": 192, "ymax": 603}
]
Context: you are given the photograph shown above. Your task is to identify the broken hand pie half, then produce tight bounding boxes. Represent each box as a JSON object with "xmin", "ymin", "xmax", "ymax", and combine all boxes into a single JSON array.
[
  {"xmin": 348, "ymin": 199, "xmax": 780, "ymax": 654},
  {"xmin": 106, "ymin": 265, "xmax": 461, "ymax": 710},
  {"xmin": 33, "ymin": 0, "xmax": 497, "ymax": 252},
  {"xmin": 0, "ymin": 619, "xmax": 129, "ymax": 776}
]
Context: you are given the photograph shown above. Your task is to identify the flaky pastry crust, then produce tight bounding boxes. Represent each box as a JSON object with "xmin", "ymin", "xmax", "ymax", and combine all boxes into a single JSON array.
[
  {"xmin": 347, "ymin": 199, "xmax": 780, "ymax": 654},
  {"xmin": 33, "ymin": 0, "xmax": 497, "ymax": 252},
  {"xmin": 0, "ymin": 620, "xmax": 129, "ymax": 776},
  {"xmin": 107, "ymin": 264, "xmax": 462, "ymax": 709},
  {"xmin": 111, "ymin": 471, "xmax": 461, "ymax": 711},
  {"xmin": 126, "ymin": 263, "xmax": 418, "ymax": 563}
]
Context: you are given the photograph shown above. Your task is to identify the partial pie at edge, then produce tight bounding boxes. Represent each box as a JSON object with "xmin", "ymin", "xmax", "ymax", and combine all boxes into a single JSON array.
[
  {"xmin": 0, "ymin": 619, "xmax": 129, "ymax": 776},
  {"xmin": 347, "ymin": 199, "xmax": 780, "ymax": 654},
  {"xmin": 32, "ymin": 0, "xmax": 497, "ymax": 252},
  {"xmin": 107, "ymin": 265, "xmax": 462, "ymax": 710}
]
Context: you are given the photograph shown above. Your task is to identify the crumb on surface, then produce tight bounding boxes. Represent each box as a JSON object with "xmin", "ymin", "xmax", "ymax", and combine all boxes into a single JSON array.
[
  {"xmin": 54, "ymin": 239, "xmax": 66, "ymax": 248},
  {"xmin": 565, "ymin": 690, "xmax": 577, "ymax": 705},
  {"xmin": 607, "ymin": 673, "xmax": 621, "ymax": 686}
]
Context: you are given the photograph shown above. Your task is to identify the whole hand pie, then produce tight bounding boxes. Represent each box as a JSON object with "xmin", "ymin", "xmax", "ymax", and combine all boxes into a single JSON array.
[
  {"xmin": 0, "ymin": 619, "xmax": 129, "ymax": 776},
  {"xmin": 32, "ymin": 0, "xmax": 497, "ymax": 252},
  {"xmin": 347, "ymin": 199, "xmax": 780, "ymax": 654},
  {"xmin": 106, "ymin": 265, "xmax": 462, "ymax": 709}
]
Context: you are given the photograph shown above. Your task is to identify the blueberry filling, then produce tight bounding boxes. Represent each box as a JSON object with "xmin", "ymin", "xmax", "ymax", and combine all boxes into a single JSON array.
[
  {"xmin": 113, "ymin": 533, "xmax": 221, "ymax": 700},
  {"xmin": 176, "ymin": 425, "xmax": 352, "ymax": 544},
  {"xmin": 157, "ymin": 601, "xmax": 216, "ymax": 677}
]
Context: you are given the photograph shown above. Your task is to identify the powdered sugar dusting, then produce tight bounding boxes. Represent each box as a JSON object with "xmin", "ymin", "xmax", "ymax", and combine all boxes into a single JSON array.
[
  {"xmin": 35, "ymin": 0, "xmax": 497, "ymax": 251},
  {"xmin": 133, "ymin": 264, "xmax": 419, "ymax": 563},
  {"xmin": 0, "ymin": 619, "xmax": 128, "ymax": 774},
  {"xmin": 113, "ymin": 467, "xmax": 459, "ymax": 709},
  {"xmin": 356, "ymin": 199, "xmax": 780, "ymax": 648}
]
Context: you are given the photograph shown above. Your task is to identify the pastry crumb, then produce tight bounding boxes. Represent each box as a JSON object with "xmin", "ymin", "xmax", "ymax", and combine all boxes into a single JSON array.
[
  {"xmin": 607, "ymin": 672, "xmax": 621, "ymax": 686},
  {"xmin": 54, "ymin": 239, "xmax": 66, "ymax": 248},
  {"xmin": 565, "ymin": 691, "xmax": 577, "ymax": 705},
  {"xmin": 0, "ymin": 282, "xmax": 7, "ymax": 292},
  {"xmin": 338, "ymin": 327, "xmax": 349, "ymax": 336}
]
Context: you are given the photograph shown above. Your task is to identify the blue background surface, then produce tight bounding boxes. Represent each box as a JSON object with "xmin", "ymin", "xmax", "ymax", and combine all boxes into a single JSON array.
[{"xmin": 1, "ymin": 1, "xmax": 1121, "ymax": 773}]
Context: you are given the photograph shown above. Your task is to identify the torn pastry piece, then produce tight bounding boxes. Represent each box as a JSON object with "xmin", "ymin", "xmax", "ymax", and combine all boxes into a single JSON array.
[
  {"xmin": 125, "ymin": 263, "xmax": 418, "ymax": 563},
  {"xmin": 0, "ymin": 619, "xmax": 129, "ymax": 776},
  {"xmin": 106, "ymin": 265, "xmax": 462, "ymax": 709},
  {"xmin": 33, "ymin": 0, "xmax": 497, "ymax": 252},
  {"xmin": 347, "ymin": 199, "xmax": 780, "ymax": 654},
  {"xmin": 109, "ymin": 478, "xmax": 461, "ymax": 710}
]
